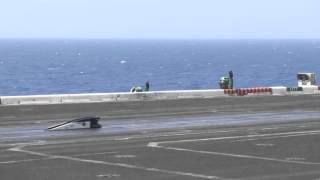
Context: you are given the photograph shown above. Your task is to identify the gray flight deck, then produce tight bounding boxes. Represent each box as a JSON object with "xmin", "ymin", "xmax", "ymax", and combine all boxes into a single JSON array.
[{"xmin": 1, "ymin": 95, "xmax": 320, "ymax": 180}]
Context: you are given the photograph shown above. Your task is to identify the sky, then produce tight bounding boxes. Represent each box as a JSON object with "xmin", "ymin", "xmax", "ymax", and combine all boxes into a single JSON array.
[{"xmin": 0, "ymin": 0, "xmax": 320, "ymax": 39}]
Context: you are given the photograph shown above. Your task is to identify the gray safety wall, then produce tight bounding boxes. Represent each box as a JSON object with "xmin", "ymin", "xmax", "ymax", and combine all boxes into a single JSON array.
[{"xmin": 1, "ymin": 86, "xmax": 319, "ymax": 106}]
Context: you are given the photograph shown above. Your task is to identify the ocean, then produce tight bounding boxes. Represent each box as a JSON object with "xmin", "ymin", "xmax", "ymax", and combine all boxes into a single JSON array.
[{"xmin": 0, "ymin": 39, "xmax": 319, "ymax": 96}]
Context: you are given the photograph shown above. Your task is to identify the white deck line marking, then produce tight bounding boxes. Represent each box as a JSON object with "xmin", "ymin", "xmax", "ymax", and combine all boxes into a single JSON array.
[
  {"xmin": 238, "ymin": 170, "xmax": 320, "ymax": 180},
  {"xmin": 97, "ymin": 174, "xmax": 121, "ymax": 178},
  {"xmin": 0, "ymin": 129, "xmax": 238, "ymax": 148},
  {"xmin": 152, "ymin": 144, "xmax": 320, "ymax": 166},
  {"xmin": 114, "ymin": 154, "xmax": 136, "ymax": 158},
  {"xmin": 8, "ymin": 146, "xmax": 224, "ymax": 180},
  {"xmin": 148, "ymin": 130, "xmax": 320, "ymax": 166},
  {"xmin": 230, "ymin": 133, "xmax": 320, "ymax": 143},
  {"xmin": 0, "ymin": 157, "xmax": 52, "ymax": 164},
  {"xmin": 151, "ymin": 130, "xmax": 320, "ymax": 145},
  {"xmin": 0, "ymin": 135, "xmax": 55, "ymax": 140},
  {"xmin": 71, "ymin": 151, "xmax": 117, "ymax": 157},
  {"xmin": 231, "ymin": 138, "xmax": 258, "ymax": 142},
  {"xmin": 260, "ymin": 127, "xmax": 279, "ymax": 130},
  {"xmin": 255, "ymin": 143, "xmax": 274, "ymax": 147},
  {"xmin": 285, "ymin": 157, "xmax": 306, "ymax": 161}
]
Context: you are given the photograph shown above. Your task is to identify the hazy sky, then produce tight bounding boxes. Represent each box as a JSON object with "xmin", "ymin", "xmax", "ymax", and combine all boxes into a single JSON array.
[{"xmin": 0, "ymin": 0, "xmax": 320, "ymax": 39}]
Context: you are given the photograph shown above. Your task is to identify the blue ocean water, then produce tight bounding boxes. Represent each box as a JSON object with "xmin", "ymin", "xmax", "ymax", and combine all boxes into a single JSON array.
[{"xmin": 0, "ymin": 39, "xmax": 319, "ymax": 96}]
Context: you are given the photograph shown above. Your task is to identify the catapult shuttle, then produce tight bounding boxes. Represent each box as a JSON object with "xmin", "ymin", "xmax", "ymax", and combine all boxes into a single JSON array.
[{"xmin": 48, "ymin": 116, "xmax": 102, "ymax": 130}]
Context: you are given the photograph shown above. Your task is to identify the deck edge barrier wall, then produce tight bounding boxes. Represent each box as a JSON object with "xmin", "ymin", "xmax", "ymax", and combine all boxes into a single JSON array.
[{"xmin": 1, "ymin": 86, "xmax": 319, "ymax": 105}]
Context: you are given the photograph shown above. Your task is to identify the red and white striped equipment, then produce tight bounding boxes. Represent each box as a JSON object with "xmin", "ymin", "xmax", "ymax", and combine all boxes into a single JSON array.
[{"xmin": 224, "ymin": 87, "xmax": 272, "ymax": 96}]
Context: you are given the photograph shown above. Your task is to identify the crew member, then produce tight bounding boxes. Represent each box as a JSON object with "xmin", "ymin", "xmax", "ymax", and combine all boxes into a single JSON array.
[
  {"xmin": 219, "ymin": 71, "xmax": 234, "ymax": 89},
  {"xmin": 144, "ymin": 81, "xmax": 150, "ymax": 91}
]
